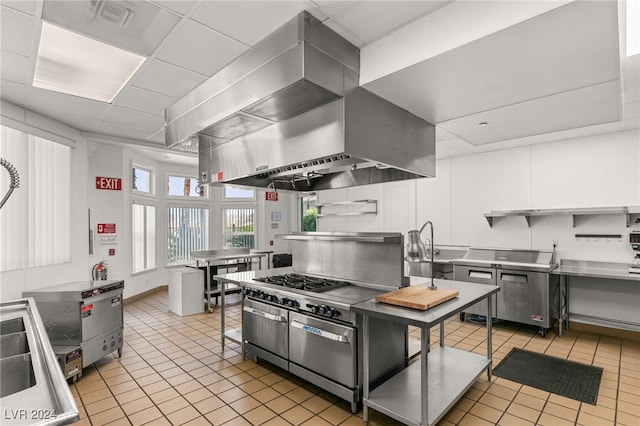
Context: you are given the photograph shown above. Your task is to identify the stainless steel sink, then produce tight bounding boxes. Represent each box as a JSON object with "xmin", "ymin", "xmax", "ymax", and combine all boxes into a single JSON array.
[
  {"xmin": 1, "ymin": 317, "xmax": 26, "ymax": 334},
  {"xmin": 0, "ymin": 331, "xmax": 30, "ymax": 358},
  {"xmin": 0, "ymin": 354, "xmax": 36, "ymax": 398},
  {"xmin": 0, "ymin": 299, "xmax": 79, "ymax": 425}
]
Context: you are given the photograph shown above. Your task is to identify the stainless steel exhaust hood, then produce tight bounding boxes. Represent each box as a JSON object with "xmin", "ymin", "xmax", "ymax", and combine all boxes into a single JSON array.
[{"xmin": 165, "ymin": 11, "xmax": 435, "ymax": 191}]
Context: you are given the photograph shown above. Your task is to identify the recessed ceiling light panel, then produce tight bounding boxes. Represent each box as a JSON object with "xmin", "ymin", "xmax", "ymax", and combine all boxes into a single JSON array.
[{"xmin": 33, "ymin": 22, "xmax": 146, "ymax": 103}]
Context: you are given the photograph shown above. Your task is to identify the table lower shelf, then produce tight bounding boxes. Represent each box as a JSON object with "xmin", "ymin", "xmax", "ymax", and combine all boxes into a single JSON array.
[
  {"xmin": 366, "ymin": 346, "xmax": 491, "ymax": 426},
  {"xmin": 223, "ymin": 328, "xmax": 242, "ymax": 346}
]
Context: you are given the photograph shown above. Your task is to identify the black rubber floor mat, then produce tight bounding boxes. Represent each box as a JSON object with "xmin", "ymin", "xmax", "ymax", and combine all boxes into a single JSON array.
[{"xmin": 492, "ymin": 348, "xmax": 603, "ymax": 405}]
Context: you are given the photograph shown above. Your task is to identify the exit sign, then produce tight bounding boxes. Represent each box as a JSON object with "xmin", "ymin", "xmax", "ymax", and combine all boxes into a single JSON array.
[
  {"xmin": 96, "ymin": 176, "xmax": 122, "ymax": 190},
  {"xmin": 265, "ymin": 191, "xmax": 278, "ymax": 201}
]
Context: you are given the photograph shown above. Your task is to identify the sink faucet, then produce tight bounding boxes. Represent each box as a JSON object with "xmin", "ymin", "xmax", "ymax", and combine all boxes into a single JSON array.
[
  {"xmin": 406, "ymin": 220, "xmax": 437, "ymax": 290},
  {"xmin": 419, "ymin": 221, "xmax": 437, "ymax": 290}
]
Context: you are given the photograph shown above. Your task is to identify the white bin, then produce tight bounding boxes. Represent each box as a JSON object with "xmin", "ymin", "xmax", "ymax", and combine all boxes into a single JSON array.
[{"xmin": 168, "ymin": 267, "xmax": 205, "ymax": 316}]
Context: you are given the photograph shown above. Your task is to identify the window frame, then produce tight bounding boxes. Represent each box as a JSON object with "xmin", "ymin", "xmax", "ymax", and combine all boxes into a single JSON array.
[
  {"xmin": 131, "ymin": 162, "xmax": 156, "ymax": 196},
  {"xmin": 221, "ymin": 203, "xmax": 257, "ymax": 249},
  {"xmin": 222, "ymin": 185, "xmax": 256, "ymax": 201},
  {"xmin": 166, "ymin": 173, "xmax": 208, "ymax": 199}
]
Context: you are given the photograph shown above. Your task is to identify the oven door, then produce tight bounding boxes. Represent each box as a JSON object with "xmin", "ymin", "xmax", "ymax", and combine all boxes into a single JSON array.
[
  {"xmin": 289, "ymin": 312, "xmax": 356, "ymax": 388},
  {"xmin": 242, "ymin": 298, "xmax": 289, "ymax": 359}
]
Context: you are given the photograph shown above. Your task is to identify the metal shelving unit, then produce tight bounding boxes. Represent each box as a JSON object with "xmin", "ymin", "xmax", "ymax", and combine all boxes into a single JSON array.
[
  {"xmin": 484, "ymin": 206, "xmax": 640, "ymax": 228},
  {"xmin": 316, "ymin": 199, "xmax": 377, "ymax": 217}
]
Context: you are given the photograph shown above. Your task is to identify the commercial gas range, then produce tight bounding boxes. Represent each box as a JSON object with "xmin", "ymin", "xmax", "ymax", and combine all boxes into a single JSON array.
[
  {"xmin": 239, "ymin": 233, "xmax": 409, "ymax": 413},
  {"xmin": 23, "ymin": 280, "xmax": 124, "ymax": 380}
]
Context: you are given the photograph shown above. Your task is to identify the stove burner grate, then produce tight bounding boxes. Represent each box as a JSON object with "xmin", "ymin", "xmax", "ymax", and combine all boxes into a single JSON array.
[{"xmin": 255, "ymin": 273, "xmax": 350, "ymax": 292}]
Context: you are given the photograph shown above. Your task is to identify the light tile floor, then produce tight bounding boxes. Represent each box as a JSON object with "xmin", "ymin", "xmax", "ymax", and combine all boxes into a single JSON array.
[{"xmin": 69, "ymin": 289, "xmax": 640, "ymax": 425}]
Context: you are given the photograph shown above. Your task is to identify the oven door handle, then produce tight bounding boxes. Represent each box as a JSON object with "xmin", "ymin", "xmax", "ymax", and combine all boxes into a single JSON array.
[
  {"xmin": 290, "ymin": 320, "xmax": 350, "ymax": 343},
  {"xmin": 242, "ymin": 306, "xmax": 287, "ymax": 322}
]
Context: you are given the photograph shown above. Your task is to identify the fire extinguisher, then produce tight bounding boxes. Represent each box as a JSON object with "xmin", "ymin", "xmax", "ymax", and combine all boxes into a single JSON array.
[{"xmin": 92, "ymin": 261, "xmax": 108, "ymax": 281}]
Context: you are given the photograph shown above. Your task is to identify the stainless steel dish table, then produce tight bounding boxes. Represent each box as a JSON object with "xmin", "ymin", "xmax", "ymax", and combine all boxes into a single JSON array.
[
  {"xmin": 552, "ymin": 259, "xmax": 640, "ymax": 337},
  {"xmin": 191, "ymin": 250, "xmax": 271, "ymax": 312},
  {"xmin": 352, "ymin": 280, "xmax": 499, "ymax": 426}
]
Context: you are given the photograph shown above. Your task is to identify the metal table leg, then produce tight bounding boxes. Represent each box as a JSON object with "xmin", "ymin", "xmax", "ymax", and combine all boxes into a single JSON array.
[
  {"xmin": 421, "ymin": 327, "xmax": 429, "ymax": 426},
  {"xmin": 362, "ymin": 315, "xmax": 370, "ymax": 424},
  {"xmin": 487, "ymin": 295, "xmax": 493, "ymax": 380}
]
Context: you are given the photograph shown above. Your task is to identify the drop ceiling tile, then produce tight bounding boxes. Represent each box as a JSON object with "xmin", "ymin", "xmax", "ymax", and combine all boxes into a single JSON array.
[
  {"xmin": 132, "ymin": 59, "xmax": 206, "ymax": 98},
  {"xmin": 0, "ymin": 50, "xmax": 31, "ymax": 85},
  {"xmin": 364, "ymin": 0, "xmax": 619, "ymax": 124},
  {"xmin": 1, "ymin": 1, "xmax": 38, "ymax": 16},
  {"xmin": 101, "ymin": 106, "xmax": 165, "ymax": 131},
  {"xmin": 1, "ymin": 6, "xmax": 38, "ymax": 56},
  {"xmin": 0, "ymin": 80, "xmax": 26, "ymax": 106},
  {"xmin": 191, "ymin": 1, "xmax": 315, "ymax": 46},
  {"xmin": 41, "ymin": 0, "xmax": 180, "ymax": 56},
  {"xmin": 25, "ymin": 86, "xmax": 111, "ymax": 119},
  {"xmin": 25, "ymin": 106, "xmax": 99, "ymax": 133},
  {"xmin": 152, "ymin": 0, "xmax": 199, "ymax": 16},
  {"xmin": 147, "ymin": 128, "xmax": 166, "ymax": 143},
  {"xmin": 113, "ymin": 86, "xmax": 176, "ymax": 117},
  {"xmin": 156, "ymin": 18, "xmax": 248, "ymax": 76},
  {"xmin": 326, "ymin": 1, "xmax": 447, "ymax": 46},
  {"xmin": 438, "ymin": 81, "xmax": 622, "ymax": 145},
  {"xmin": 91, "ymin": 120, "xmax": 162, "ymax": 142}
]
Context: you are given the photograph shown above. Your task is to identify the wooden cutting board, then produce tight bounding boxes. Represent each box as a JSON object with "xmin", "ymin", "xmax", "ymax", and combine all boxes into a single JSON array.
[{"xmin": 375, "ymin": 285, "xmax": 459, "ymax": 310}]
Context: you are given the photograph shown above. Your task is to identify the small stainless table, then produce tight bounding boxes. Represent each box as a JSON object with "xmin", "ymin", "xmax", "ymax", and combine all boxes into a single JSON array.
[
  {"xmin": 352, "ymin": 280, "xmax": 499, "ymax": 426},
  {"xmin": 191, "ymin": 250, "xmax": 272, "ymax": 312}
]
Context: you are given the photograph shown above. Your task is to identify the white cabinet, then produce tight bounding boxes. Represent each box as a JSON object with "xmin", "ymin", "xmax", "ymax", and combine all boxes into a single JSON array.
[{"xmin": 168, "ymin": 268, "xmax": 204, "ymax": 316}]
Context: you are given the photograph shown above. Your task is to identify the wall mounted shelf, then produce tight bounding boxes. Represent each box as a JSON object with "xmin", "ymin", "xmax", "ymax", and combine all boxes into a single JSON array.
[
  {"xmin": 484, "ymin": 206, "xmax": 640, "ymax": 228},
  {"xmin": 316, "ymin": 199, "xmax": 378, "ymax": 218}
]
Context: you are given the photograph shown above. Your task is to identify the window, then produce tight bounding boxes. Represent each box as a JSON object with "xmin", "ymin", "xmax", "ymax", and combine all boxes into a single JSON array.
[
  {"xmin": 167, "ymin": 206, "xmax": 208, "ymax": 265},
  {"xmin": 132, "ymin": 202, "xmax": 156, "ymax": 273},
  {"xmin": 0, "ymin": 125, "xmax": 71, "ymax": 271},
  {"xmin": 132, "ymin": 163, "xmax": 154, "ymax": 194},
  {"xmin": 167, "ymin": 175, "xmax": 206, "ymax": 198},
  {"xmin": 301, "ymin": 193, "xmax": 317, "ymax": 231},
  {"xmin": 222, "ymin": 208, "xmax": 255, "ymax": 248},
  {"xmin": 223, "ymin": 185, "xmax": 255, "ymax": 200}
]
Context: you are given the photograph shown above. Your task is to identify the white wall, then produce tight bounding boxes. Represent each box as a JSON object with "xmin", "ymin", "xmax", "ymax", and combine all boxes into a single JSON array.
[
  {"xmin": 318, "ymin": 129, "xmax": 640, "ymax": 330},
  {"xmin": 0, "ymin": 109, "xmax": 90, "ymax": 301}
]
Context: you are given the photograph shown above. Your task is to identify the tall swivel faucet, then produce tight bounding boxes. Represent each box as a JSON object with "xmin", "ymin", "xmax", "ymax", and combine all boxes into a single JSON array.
[{"xmin": 406, "ymin": 220, "xmax": 437, "ymax": 290}]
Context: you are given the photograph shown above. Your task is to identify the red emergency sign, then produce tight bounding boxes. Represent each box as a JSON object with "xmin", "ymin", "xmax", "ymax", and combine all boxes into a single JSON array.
[
  {"xmin": 265, "ymin": 191, "xmax": 278, "ymax": 201},
  {"xmin": 97, "ymin": 223, "xmax": 116, "ymax": 234},
  {"xmin": 96, "ymin": 176, "xmax": 122, "ymax": 190}
]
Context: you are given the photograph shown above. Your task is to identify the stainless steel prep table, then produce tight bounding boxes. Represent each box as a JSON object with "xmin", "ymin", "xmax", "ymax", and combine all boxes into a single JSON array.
[
  {"xmin": 352, "ymin": 279, "xmax": 499, "ymax": 426},
  {"xmin": 190, "ymin": 250, "xmax": 272, "ymax": 312},
  {"xmin": 553, "ymin": 260, "xmax": 640, "ymax": 336}
]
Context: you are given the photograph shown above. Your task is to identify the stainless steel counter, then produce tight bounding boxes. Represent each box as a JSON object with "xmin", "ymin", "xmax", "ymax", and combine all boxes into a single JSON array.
[
  {"xmin": 552, "ymin": 260, "xmax": 640, "ymax": 336},
  {"xmin": 0, "ymin": 298, "xmax": 79, "ymax": 425},
  {"xmin": 552, "ymin": 259, "xmax": 640, "ymax": 281}
]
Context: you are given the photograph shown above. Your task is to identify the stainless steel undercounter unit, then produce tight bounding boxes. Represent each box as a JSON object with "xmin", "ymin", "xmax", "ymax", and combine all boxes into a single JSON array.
[
  {"xmin": 452, "ymin": 248, "xmax": 558, "ymax": 336},
  {"xmin": 23, "ymin": 280, "xmax": 124, "ymax": 379},
  {"xmin": 1, "ymin": 298, "xmax": 79, "ymax": 425}
]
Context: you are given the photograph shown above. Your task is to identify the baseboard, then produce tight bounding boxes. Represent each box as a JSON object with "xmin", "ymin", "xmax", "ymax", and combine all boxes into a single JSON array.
[
  {"xmin": 124, "ymin": 285, "xmax": 168, "ymax": 305},
  {"xmin": 569, "ymin": 321, "xmax": 640, "ymax": 342}
]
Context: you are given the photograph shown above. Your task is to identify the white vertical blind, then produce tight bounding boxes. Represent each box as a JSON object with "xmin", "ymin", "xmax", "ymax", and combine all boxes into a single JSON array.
[
  {"xmin": 167, "ymin": 206, "xmax": 208, "ymax": 265},
  {"xmin": 132, "ymin": 202, "xmax": 156, "ymax": 273},
  {"xmin": 0, "ymin": 125, "xmax": 71, "ymax": 271}
]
